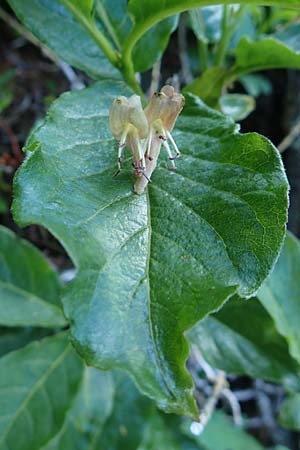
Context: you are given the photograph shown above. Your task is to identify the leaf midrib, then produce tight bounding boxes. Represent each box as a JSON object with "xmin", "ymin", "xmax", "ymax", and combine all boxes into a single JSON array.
[{"xmin": 146, "ymin": 188, "xmax": 176, "ymax": 400}]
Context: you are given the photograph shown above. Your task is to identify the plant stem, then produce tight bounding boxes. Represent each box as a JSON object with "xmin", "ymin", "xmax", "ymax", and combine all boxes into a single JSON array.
[
  {"xmin": 121, "ymin": 57, "xmax": 145, "ymax": 99},
  {"xmin": 61, "ymin": 0, "xmax": 120, "ymax": 68},
  {"xmin": 198, "ymin": 39, "xmax": 208, "ymax": 71},
  {"xmin": 214, "ymin": 5, "xmax": 230, "ymax": 67}
]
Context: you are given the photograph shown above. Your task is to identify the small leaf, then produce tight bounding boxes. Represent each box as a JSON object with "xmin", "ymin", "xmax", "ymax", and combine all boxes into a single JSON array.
[
  {"xmin": 258, "ymin": 232, "xmax": 300, "ymax": 365},
  {"xmin": 219, "ymin": 93, "xmax": 256, "ymax": 121},
  {"xmin": 183, "ymin": 67, "xmax": 228, "ymax": 107},
  {"xmin": 232, "ymin": 35, "xmax": 300, "ymax": 75},
  {"xmin": 13, "ymin": 80, "xmax": 288, "ymax": 416},
  {"xmin": 279, "ymin": 393, "xmax": 300, "ymax": 431},
  {"xmin": 188, "ymin": 296, "xmax": 300, "ymax": 391},
  {"xmin": 0, "ymin": 225, "xmax": 66, "ymax": 328},
  {"xmin": 0, "ymin": 333, "xmax": 84, "ymax": 450},
  {"xmin": 239, "ymin": 74, "xmax": 272, "ymax": 98}
]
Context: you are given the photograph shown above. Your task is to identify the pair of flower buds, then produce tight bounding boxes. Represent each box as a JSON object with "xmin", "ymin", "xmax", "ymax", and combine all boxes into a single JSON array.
[{"xmin": 109, "ymin": 85, "xmax": 185, "ymax": 195}]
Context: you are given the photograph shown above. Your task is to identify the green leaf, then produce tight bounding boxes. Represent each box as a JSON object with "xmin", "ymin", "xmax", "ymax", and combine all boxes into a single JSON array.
[
  {"xmin": 0, "ymin": 332, "xmax": 84, "ymax": 450},
  {"xmin": 183, "ymin": 411, "xmax": 264, "ymax": 450},
  {"xmin": 258, "ymin": 232, "xmax": 300, "ymax": 364},
  {"xmin": 188, "ymin": 296, "xmax": 300, "ymax": 390},
  {"xmin": 239, "ymin": 74, "xmax": 272, "ymax": 98},
  {"xmin": 219, "ymin": 94, "xmax": 256, "ymax": 121},
  {"xmin": 189, "ymin": 6, "xmax": 223, "ymax": 43},
  {"xmin": 231, "ymin": 35, "xmax": 300, "ymax": 77},
  {"xmin": 0, "ymin": 225, "xmax": 65, "ymax": 328},
  {"xmin": 7, "ymin": 0, "xmax": 120, "ymax": 80},
  {"xmin": 279, "ymin": 393, "xmax": 300, "ymax": 430},
  {"xmin": 40, "ymin": 367, "xmax": 114, "ymax": 450},
  {"xmin": 0, "ymin": 327, "xmax": 50, "ymax": 358},
  {"xmin": 183, "ymin": 67, "xmax": 228, "ymax": 107},
  {"xmin": 13, "ymin": 80, "xmax": 288, "ymax": 417}
]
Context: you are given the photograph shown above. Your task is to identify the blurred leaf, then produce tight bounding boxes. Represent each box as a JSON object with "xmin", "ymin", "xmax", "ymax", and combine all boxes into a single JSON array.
[
  {"xmin": 258, "ymin": 232, "xmax": 300, "ymax": 365},
  {"xmin": 219, "ymin": 93, "xmax": 256, "ymax": 121},
  {"xmin": 0, "ymin": 226, "xmax": 65, "ymax": 328},
  {"xmin": 0, "ymin": 327, "xmax": 50, "ymax": 357},
  {"xmin": 186, "ymin": 31, "xmax": 300, "ymax": 106},
  {"xmin": 239, "ymin": 74, "xmax": 272, "ymax": 97},
  {"xmin": 279, "ymin": 393, "xmax": 300, "ymax": 430},
  {"xmin": 272, "ymin": 22, "xmax": 300, "ymax": 51},
  {"xmin": 183, "ymin": 67, "xmax": 228, "ymax": 107},
  {"xmin": 0, "ymin": 332, "xmax": 84, "ymax": 450},
  {"xmin": 13, "ymin": 81, "xmax": 288, "ymax": 416},
  {"xmin": 182, "ymin": 411, "xmax": 264, "ymax": 450},
  {"xmin": 231, "ymin": 35, "xmax": 300, "ymax": 77},
  {"xmin": 188, "ymin": 296, "xmax": 300, "ymax": 391},
  {"xmin": 189, "ymin": 6, "xmax": 223, "ymax": 43},
  {"xmin": 7, "ymin": 0, "xmax": 120, "ymax": 80},
  {"xmin": 41, "ymin": 367, "xmax": 114, "ymax": 450}
]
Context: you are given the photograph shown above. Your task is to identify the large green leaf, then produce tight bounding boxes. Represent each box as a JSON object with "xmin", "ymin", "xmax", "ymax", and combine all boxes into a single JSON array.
[
  {"xmin": 41, "ymin": 367, "xmax": 114, "ymax": 450},
  {"xmin": 0, "ymin": 333, "xmax": 84, "ymax": 450},
  {"xmin": 0, "ymin": 225, "xmax": 65, "ymax": 328},
  {"xmin": 258, "ymin": 232, "xmax": 300, "ymax": 365},
  {"xmin": 188, "ymin": 296, "xmax": 300, "ymax": 391},
  {"xmin": 7, "ymin": 0, "xmax": 120, "ymax": 80},
  {"xmin": 13, "ymin": 80, "xmax": 288, "ymax": 417}
]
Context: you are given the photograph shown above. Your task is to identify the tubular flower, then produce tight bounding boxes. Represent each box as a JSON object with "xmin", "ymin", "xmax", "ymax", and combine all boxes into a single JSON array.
[
  {"xmin": 134, "ymin": 85, "xmax": 185, "ymax": 195},
  {"xmin": 109, "ymin": 86, "xmax": 184, "ymax": 193},
  {"xmin": 109, "ymin": 94, "xmax": 149, "ymax": 178}
]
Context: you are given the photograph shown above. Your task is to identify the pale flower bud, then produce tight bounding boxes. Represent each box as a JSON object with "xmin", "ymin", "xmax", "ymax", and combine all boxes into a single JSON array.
[
  {"xmin": 109, "ymin": 94, "xmax": 149, "ymax": 177},
  {"xmin": 134, "ymin": 86, "xmax": 185, "ymax": 195}
]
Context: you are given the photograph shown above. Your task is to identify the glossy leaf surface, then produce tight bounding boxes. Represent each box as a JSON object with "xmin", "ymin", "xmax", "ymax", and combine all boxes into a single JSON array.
[
  {"xmin": 279, "ymin": 393, "xmax": 300, "ymax": 431},
  {"xmin": 0, "ymin": 225, "xmax": 65, "ymax": 328},
  {"xmin": 13, "ymin": 80, "xmax": 288, "ymax": 417}
]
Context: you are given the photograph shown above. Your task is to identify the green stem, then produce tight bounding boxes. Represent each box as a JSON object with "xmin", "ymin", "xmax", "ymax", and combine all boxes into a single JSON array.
[
  {"xmin": 214, "ymin": 5, "xmax": 230, "ymax": 67},
  {"xmin": 198, "ymin": 39, "xmax": 208, "ymax": 71},
  {"xmin": 61, "ymin": 0, "xmax": 120, "ymax": 67},
  {"xmin": 121, "ymin": 57, "xmax": 146, "ymax": 99}
]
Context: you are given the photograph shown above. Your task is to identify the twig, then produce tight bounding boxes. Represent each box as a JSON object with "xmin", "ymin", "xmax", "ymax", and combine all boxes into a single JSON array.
[
  {"xmin": 221, "ymin": 388, "xmax": 243, "ymax": 426},
  {"xmin": 0, "ymin": 6, "xmax": 85, "ymax": 90},
  {"xmin": 278, "ymin": 118, "xmax": 300, "ymax": 153}
]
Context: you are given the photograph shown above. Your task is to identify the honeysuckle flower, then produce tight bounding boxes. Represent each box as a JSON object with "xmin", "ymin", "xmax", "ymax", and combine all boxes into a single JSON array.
[
  {"xmin": 109, "ymin": 94, "xmax": 149, "ymax": 177},
  {"xmin": 134, "ymin": 85, "xmax": 185, "ymax": 195}
]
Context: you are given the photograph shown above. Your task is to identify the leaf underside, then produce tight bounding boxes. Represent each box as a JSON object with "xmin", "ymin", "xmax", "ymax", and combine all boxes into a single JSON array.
[{"xmin": 13, "ymin": 80, "xmax": 288, "ymax": 417}]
